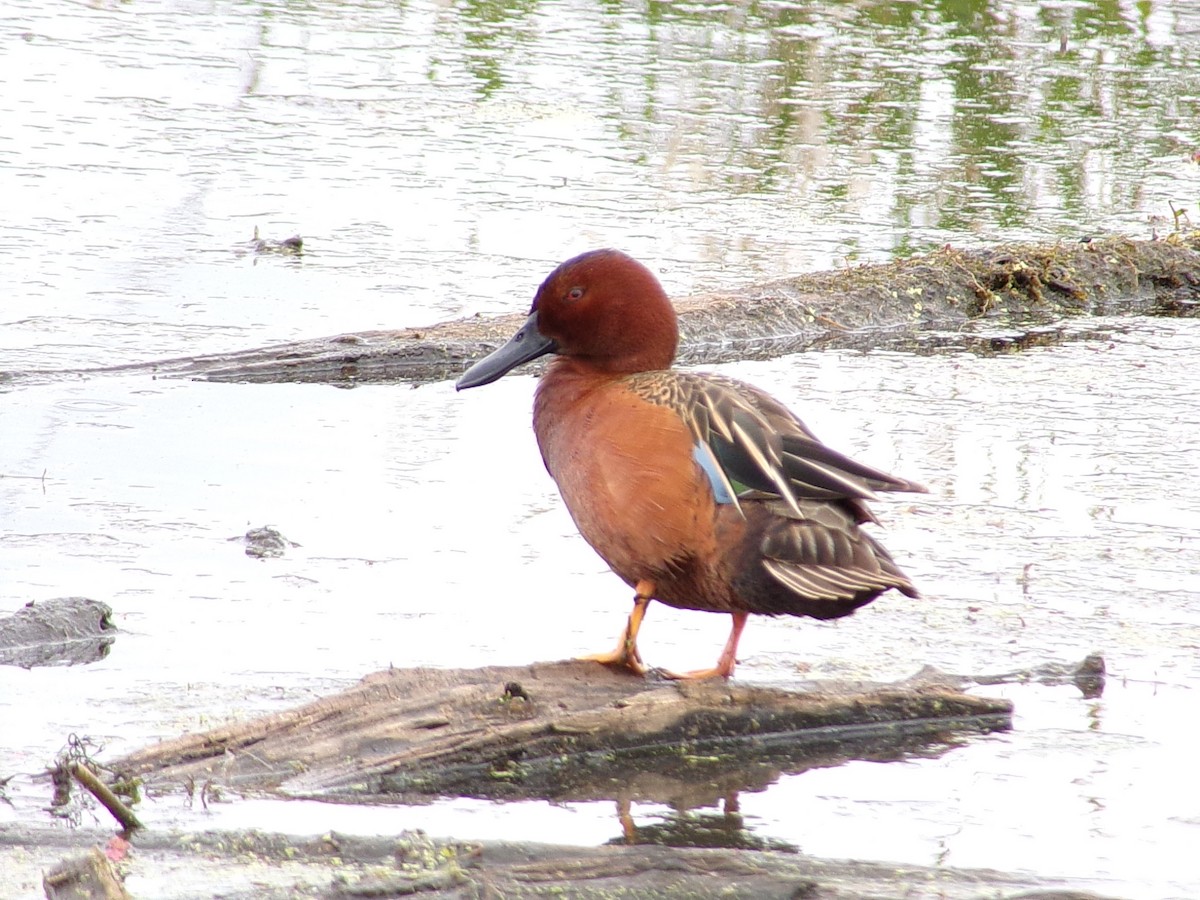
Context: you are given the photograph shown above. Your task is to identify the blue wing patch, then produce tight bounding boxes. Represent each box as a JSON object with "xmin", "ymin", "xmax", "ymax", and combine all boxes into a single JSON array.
[{"xmin": 692, "ymin": 441, "xmax": 736, "ymax": 505}]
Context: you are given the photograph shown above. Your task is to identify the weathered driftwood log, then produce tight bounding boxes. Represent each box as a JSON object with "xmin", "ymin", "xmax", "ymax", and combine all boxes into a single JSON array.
[
  {"xmin": 41, "ymin": 847, "xmax": 130, "ymax": 900},
  {"xmin": 25, "ymin": 660, "xmax": 1110, "ymax": 899},
  {"xmin": 6, "ymin": 824, "xmax": 1117, "ymax": 900},
  {"xmin": 0, "ymin": 597, "xmax": 116, "ymax": 669},
  {"xmin": 7, "ymin": 232, "xmax": 1195, "ymax": 388},
  {"xmin": 110, "ymin": 660, "xmax": 1011, "ymax": 807}
]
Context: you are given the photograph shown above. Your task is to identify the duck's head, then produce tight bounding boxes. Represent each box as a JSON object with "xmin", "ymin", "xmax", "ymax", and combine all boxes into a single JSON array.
[{"xmin": 455, "ymin": 249, "xmax": 678, "ymax": 390}]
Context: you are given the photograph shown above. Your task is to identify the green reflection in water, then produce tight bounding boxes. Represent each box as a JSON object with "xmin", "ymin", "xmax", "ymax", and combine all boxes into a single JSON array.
[
  {"xmin": 241, "ymin": 0, "xmax": 1199, "ymax": 258},
  {"xmin": 457, "ymin": 0, "xmax": 539, "ymax": 98},
  {"xmin": 577, "ymin": 0, "xmax": 1200, "ymax": 245}
]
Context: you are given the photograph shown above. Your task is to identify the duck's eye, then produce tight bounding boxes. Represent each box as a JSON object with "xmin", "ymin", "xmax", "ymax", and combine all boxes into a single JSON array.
[{"xmin": 566, "ymin": 286, "xmax": 584, "ymax": 303}]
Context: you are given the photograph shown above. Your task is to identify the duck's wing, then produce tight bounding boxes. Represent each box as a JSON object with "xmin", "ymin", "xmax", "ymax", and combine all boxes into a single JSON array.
[{"xmin": 626, "ymin": 371, "xmax": 925, "ymax": 518}]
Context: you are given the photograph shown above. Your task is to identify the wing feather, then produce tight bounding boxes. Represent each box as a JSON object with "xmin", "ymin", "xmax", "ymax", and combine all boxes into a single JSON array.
[{"xmin": 623, "ymin": 370, "xmax": 924, "ymax": 518}]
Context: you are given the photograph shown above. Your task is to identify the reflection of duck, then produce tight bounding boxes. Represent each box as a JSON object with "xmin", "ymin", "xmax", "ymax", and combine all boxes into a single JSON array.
[
  {"xmin": 457, "ymin": 250, "xmax": 923, "ymax": 678},
  {"xmin": 610, "ymin": 793, "xmax": 798, "ymax": 852}
]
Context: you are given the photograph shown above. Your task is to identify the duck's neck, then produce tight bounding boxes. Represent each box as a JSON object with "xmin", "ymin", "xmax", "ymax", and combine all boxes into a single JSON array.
[
  {"xmin": 533, "ymin": 357, "xmax": 618, "ymax": 428},
  {"xmin": 530, "ymin": 358, "xmax": 619, "ymax": 478}
]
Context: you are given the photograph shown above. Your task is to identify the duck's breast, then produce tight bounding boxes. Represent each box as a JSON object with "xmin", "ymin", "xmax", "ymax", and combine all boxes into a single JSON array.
[{"xmin": 534, "ymin": 374, "xmax": 722, "ymax": 584}]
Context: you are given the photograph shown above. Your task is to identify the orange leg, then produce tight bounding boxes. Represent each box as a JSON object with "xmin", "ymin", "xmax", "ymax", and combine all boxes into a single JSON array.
[
  {"xmin": 662, "ymin": 611, "xmax": 749, "ymax": 680},
  {"xmin": 578, "ymin": 580, "xmax": 653, "ymax": 676},
  {"xmin": 616, "ymin": 797, "xmax": 636, "ymax": 844}
]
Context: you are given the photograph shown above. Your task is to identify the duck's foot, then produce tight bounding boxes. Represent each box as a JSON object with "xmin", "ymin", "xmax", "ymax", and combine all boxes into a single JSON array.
[
  {"xmin": 656, "ymin": 662, "xmax": 734, "ymax": 681},
  {"xmin": 577, "ymin": 584, "xmax": 653, "ymax": 677},
  {"xmin": 577, "ymin": 646, "xmax": 648, "ymax": 676},
  {"xmin": 658, "ymin": 611, "xmax": 748, "ymax": 681}
]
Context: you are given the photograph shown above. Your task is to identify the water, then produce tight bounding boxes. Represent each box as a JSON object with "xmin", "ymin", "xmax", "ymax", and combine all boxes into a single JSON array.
[
  {"xmin": 4, "ymin": 319, "xmax": 1198, "ymax": 897},
  {"xmin": 4, "ymin": 0, "xmax": 1199, "ymax": 370},
  {"xmin": 2, "ymin": 1, "xmax": 1200, "ymax": 897}
]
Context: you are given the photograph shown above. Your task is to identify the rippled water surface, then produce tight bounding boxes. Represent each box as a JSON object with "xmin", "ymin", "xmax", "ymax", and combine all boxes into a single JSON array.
[
  {"xmin": 5, "ymin": 0, "xmax": 1200, "ymax": 369},
  {"xmin": 3, "ymin": 1, "xmax": 1200, "ymax": 898}
]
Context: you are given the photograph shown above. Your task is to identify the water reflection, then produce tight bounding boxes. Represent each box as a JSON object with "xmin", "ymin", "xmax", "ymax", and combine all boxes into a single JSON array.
[
  {"xmin": 594, "ymin": 730, "xmax": 975, "ymax": 852},
  {"xmin": 457, "ymin": 0, "xmax": 540, "ymax": 98},
  {"xmin": 611, "ymin": 794, "xmax": 800, "ymax": 853},
  {"xmin": 605, "ymin": 0, "xmax": 1200, "ymax": 243},
  {"xmin": 4, "ymin": 1, "xmax": 1199, "ymax": 372}
]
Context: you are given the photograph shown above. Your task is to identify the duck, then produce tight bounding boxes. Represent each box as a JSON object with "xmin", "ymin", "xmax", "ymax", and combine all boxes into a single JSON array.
[{"xmin": 456, "ymin": 249, "xmax": 923, "ymax": 679}]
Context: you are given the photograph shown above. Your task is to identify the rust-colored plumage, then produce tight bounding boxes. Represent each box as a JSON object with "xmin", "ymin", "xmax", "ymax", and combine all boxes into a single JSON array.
[{"xmin": 457, "ymin": 249, "xmax": 923, "ymax": 679}]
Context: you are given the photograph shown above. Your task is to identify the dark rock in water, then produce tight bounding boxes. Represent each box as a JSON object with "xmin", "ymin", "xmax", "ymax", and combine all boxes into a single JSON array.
[
  {"xmin": 0, "ymin": 597, "xmax": 116, "ymax": 668},
  {"xmin": 250, "ymin": 227, "xmax": 303, "ymax": 255},
  {"xmin": 1071, "ymin": 653, "xmax": 1107, "ymax": 699},
  {"xmin": 237, "ymin": 525, "xmax": 297, "ymax": 559}
]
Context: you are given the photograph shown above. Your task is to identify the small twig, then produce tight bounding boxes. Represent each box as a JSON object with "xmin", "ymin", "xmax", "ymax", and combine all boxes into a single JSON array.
[
  {"xmin": 813, "ymin": 313, "xmax": 850, "ymax": 330},
  {"xmin": 70, "ymin": 763, "xmax": 143, "ymax": 832},
  {"xmin": 1168, "ymin": 200, "xmax": 1191, "ymax": 231},
  {"xmin": 946, "ymin": 255, "xmax": 997, "ymax": 312}
]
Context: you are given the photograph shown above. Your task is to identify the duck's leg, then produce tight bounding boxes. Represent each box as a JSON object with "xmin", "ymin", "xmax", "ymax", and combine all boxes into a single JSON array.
[
  {"xmin": 662, "ymin": 611, "xmax": 749, "ymax": 680},
  {"xmin": 578, "ymin": 580, "xmax": 653, "ymax": 676}
]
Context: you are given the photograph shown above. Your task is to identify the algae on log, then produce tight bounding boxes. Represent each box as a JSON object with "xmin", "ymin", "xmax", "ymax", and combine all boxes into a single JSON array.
[
  {"xmin": 109, "ymin": 661, "xmax": 1011, "ymax": 808},
  {"xmin": 9, "ymin": 232, "xmax": 1195, "ymax": 388}
]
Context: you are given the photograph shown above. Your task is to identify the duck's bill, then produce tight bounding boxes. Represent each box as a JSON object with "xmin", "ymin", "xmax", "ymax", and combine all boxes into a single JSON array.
[{"xmin": 455, "ymin": 311, "xmax": 558, "ymax": 390}]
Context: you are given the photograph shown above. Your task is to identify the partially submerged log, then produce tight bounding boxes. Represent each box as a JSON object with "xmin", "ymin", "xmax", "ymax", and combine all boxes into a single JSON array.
[
  {"xmin": 913, "ymin": 652, "xmax": 1107, "ymax": 700},
  {"xmin": 5, "ymin": 232, "xmax": 1196, "ymax": 387},
  {"xmin": 24, "ymin": 660, "xmax": 1118, "ymax": 899},
  {"xmin": 42, "ymin": 847, "xmax": 129, "ymax": 900},
  {"xmin": 4, "ymin": 824, "xmax": 1119, "ymax": 900},
  {"xmin": 111, "ymin": 660, "xmax": 1011, "ymax": 807}
]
